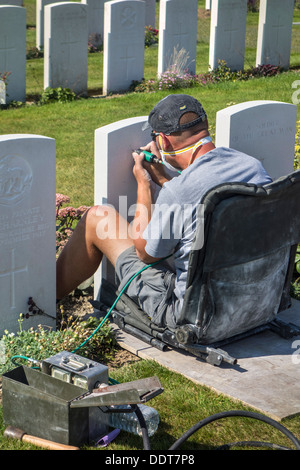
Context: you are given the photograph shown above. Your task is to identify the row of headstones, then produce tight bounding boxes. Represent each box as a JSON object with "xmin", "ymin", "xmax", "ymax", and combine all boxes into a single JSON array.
[
  {"xmin": 0, "ymin": 0, "xmax": 156, "ymax": 103},
  {"xmin": 209, "ymin": 0, "xmax": 295, "ymax": 72},
  {"xmin": 36, "ymin": 0, "xmax": 156, "ymax": 50},
  {"xmin": 0, "ymin": 99, "xmax": 297, "ymax": 335},
  {"xmin": 0, "ymin": 0, "xmax": 296, "ymax": 104}
]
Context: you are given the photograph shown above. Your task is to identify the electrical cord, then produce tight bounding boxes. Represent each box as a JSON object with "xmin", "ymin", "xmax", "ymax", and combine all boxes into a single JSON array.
[
  {"xmin": 9, "ymin": 356, "xmax": 300, "ymax": 450},
  {"xmin": 168, "ymin": 410, "xmax": 300, "ymax": 451},
  {"xmin": 71, "ymin": 256, "xmax": 171, "ymax": 354},
  {"xmin": 8, "ymin": 262, "xmax": 300, "ymax": 451},
  {"xmin": 8, "ymin": 257, "xmax": 169, "ymax": 449},
  {"xmin": 10, "ymin": 255, "xmax": 171, "ymax": 362},
  {"xmin": 11, "ymin": 355, "xmax": 40, "ymax": 369}
]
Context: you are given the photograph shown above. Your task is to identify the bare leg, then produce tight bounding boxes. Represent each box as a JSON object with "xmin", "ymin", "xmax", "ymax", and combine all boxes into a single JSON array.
[{"xmin": 56, "ymin": 205, "xmax": 134, "ymax": 300}]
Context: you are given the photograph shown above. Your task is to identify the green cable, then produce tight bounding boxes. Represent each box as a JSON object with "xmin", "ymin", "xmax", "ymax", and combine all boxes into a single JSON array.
[
  {"xmin": 72, "ymin": 256, "xmax": 169, "ymax": 354},
  {"xmin": 10, "ymin": 257, "xmax": 170, "ymax": 370},
  {"xmin": 11, "ymin": 355, "xmax": 40, "ymax": 368}
]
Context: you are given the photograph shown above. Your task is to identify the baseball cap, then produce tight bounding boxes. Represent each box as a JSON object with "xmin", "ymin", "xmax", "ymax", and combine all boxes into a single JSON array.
[{"xmin": 143, "ymin": 94, "xmax": 207, "ymax": 134}]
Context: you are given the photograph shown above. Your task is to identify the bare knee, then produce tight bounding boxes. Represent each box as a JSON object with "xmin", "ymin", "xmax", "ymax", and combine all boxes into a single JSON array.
[
  {"xmin": 87, "ymin": 204, "xmax": 117, "ymax": 220},
  {"xmin": 86, "ymin": 205, "xmax": 129, "ymax": 242},
  {"xmin": 83, "ymin": 205, "xmax": 112, "ymax": 231},
  {"xmin": 87, "ymin": 205, "xmax": 117, "ymax": 233}
]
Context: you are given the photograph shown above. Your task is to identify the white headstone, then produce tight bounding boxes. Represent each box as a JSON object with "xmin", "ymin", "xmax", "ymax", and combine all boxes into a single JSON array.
[
  {"xmin": 94, "ymin": 116, "xmax": 151, "ymax": 293},
  {"xmin": 158, "ymin": 0, "xmax": 198, "ymax": 75},
  {"xmin": 206, "ymin": 0, "xmax": 211, "ymax": 9},
  {"xmin": 145, "ymin": 0, "xmax": 156, "ymax": 28},
  {"xmin": 36, "ymin": 0, "xmax": 64, "ymax": 50},
  {"xmin": 103, "ymin": 0, "xmax": 145, "ymax": 95},
  {"xmin": 209, "ymin": 0, "xmax": 247, "ymax": 71},
  {"xmin": 0, "ymin": 0, "xmax": 23, "ymax": 5},
  {"xmin": 0, "ymin": 80, "xmax": 6, "ymax": 105},
  {"xmin": 44, "ymin": 2, "xmax": 88, "ymax": 95},
  {"xmin": 215, "ymin": 100, "xmax": 297, "ymax": 181},
  {"xmin": 81, "ymin": 0, "xmax": 106, "ymax": 47},
  {"xmin": 256, "ymin": 0, "xmax": 294, "ymax": 70},
  {"xmin": 0, "ymin": 6, "xmax": 26, "ymax": 103},
  {"xmin": 0, "ymin": 135, "xmax": 56, "ymax": 336}
]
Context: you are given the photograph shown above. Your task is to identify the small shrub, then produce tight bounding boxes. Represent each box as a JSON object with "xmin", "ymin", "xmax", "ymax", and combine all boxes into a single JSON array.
[
  {"xmin": 132, "ymin": 59, "xmax": 282, "ymax": 93},
  {"xmin": 39, "ymin": 87, "xmax": 76, "ymax": 105},
  {"xmin": 0, "ymin": 71, "xmax": 11, "ymax": 83},
  {"xmin": 295, "ymin": 245, "xmax": 300, "ymax": 276},
  {"xmin": 247, "ymin": 0, "xmax": 259, "ymax": 11},
  {"xmin": 0, "ymin": 313, "xmax": 117, "ymax": 375},
  {"xmin": 248, "ymin": 63, "xmax": 282, "ymax": 78},
  {"xmin": 295, "ymin": 121, "xmax": 300, "ymax": 171},
  {"xmin": 145, "ymin": 25, "xmax": 159, "ymax": 47},
  {"xmin": 26, "ymin": 47, "xmax": 44, "ymax": 59},
  {"xmin": 88, "ymin": 33, "xmax": 103, "ymax": 52}
]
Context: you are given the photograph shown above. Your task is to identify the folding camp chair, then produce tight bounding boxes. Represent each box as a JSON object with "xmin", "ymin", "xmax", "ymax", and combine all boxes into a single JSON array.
[{"xmin": 97, "ymin": 170, "xmax": 300, "ymax": 366}]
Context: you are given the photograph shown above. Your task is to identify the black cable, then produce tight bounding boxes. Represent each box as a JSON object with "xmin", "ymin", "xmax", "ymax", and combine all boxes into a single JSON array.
[
  {"xmin": 169, "ymin": 410, "xmax": 300, "ymax": 451},
  {"xmin": 217, "ymin": 440, "xmax": 292, "ymax": 450},
  {"xmin": 131, "ymin": 404, "xmax": 151, "ymax": 450},
  {"xmin": 11, "ymin": 357, "xmax": 300, "ymax": 451}
]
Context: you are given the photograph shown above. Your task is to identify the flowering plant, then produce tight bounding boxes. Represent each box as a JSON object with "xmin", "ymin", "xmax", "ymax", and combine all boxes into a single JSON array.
[
  {"xmin": 132, "ymin": 56, "xmax": 282, "ymax": 94},
  {"xmin": 0, "ymin": 71, "xmax": 11, "ymax": 83},
  {"xmin": 145, "ymin": 26, "xmax": 159, "ymax": 47},
  {"xmin": 56, "ymin": 193, "xmax": 90, "ymax": 255},
  {"xmin": 295, "ymin": 121, "xmax": 300, "ymax": 171}
]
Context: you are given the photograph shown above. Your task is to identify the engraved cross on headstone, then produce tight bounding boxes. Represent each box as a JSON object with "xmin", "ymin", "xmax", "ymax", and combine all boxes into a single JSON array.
[
  {"xmin": 0, "ymin": 248, "xmax": 27, "ymax": 309},
  {"xmin": 119, "ymin": 46, "xmax": 135, "ymax": 80},
  {"xmin": 223, "ymin": 17, "xmax": 240, "ymax": 52},
  {"xmin": 61, "ymin": 30, "xmax": 80, "ymax": 70},
  {"xmin": 271, "ymin": 15, "xmax": 286, "ymax": 49},
  {"xmin": 172, "ymin": 13, "xmax": 189, "ymax": 46}
]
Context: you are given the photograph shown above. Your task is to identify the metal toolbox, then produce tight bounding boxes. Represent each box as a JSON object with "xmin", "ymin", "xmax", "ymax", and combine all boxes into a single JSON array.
[
  {"xmin": 2, "ymin": 352, "xmax": 163, "ymax": 447},
  {"xmin": 2, "ymin": 364, "xmax": 108, "ymax": 446}
]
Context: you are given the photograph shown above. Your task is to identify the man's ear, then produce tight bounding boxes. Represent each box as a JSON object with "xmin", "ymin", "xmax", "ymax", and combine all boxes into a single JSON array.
[{"xmin": 160, "ymin": 133, "xmax": 172, "ymax": 151}]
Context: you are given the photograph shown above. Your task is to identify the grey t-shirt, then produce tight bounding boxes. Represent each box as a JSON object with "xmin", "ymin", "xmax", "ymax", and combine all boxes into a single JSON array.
[{"xmin": 143, "ymin": 147, "xmax": 272, "ymax": 307}]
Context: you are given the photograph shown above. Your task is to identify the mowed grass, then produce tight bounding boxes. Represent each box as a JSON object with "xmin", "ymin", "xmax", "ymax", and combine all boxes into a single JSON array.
[
  {"xmin": 1, "ymin": 1, "xmax": 299, "ymax": 206},
  {"xmin": 0, "ymin": 1, "xmax": 300, "ymax": 452},
  {"xmin": 1, "ymin": 359, "xmax": 300, "ymax": 451},
  {"xmin": 1, "ymin": 71, "xmax": 299, "ymax": 207}
]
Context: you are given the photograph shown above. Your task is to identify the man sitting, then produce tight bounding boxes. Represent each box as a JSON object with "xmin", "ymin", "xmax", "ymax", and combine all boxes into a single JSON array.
[{"xmin": 56, "ymin": 94, "xmax": 272, "ymax": 330}]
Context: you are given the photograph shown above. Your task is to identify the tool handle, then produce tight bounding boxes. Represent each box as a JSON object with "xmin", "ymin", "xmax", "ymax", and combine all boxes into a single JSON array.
[
  {"xmin": 134, "ymin": 149, "xmax": 162, "ymax": 165},
  {"xmin": 22, "ymin": 434, "xmax": 79, "ymax": 450}
]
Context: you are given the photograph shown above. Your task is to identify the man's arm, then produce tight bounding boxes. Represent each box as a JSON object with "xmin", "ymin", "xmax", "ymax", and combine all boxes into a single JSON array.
[{"xmin": 130, "ymin": 150, "xmax": 166, "ymax": 263}]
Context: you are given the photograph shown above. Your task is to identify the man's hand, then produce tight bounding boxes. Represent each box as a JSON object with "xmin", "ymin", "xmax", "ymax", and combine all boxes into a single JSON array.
[
  {"xmin": 132, "ymin": 150, "xmax": 152, "ymax": 186},
  {"xmin": 131, "ymin": 143, "xmax": 170, "ymax": 260},
  {"xmin": 132, "ymin": 143, "xmax": 170, "ymax": 187}
]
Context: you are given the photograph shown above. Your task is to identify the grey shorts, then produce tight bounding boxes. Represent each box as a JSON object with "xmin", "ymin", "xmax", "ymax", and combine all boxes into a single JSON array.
[{"xmin": 115, "ymin": 246, "xmax": 180, "ymax": 329}]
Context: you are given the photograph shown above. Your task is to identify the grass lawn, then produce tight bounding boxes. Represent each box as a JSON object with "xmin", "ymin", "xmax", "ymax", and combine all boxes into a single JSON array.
[
  {"xmin": 0, "ymin": 0, "xmax": 300, "ymax": 452},
  {"xmin": 1, "ymin": 71, "xmax": 299, "ymax": 207},
  {"xmin": 1, "ymin": 1, "xmax": 299, "ymax": 206},
  {"xmin": 1, "ymin": 359, "xmax": 300, "ymax": 451}
]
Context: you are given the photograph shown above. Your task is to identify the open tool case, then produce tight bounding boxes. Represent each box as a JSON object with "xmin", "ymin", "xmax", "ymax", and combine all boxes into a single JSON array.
[{"xmin": 2, "ymin": 351, "xmax": 163, "ymax": 446}]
